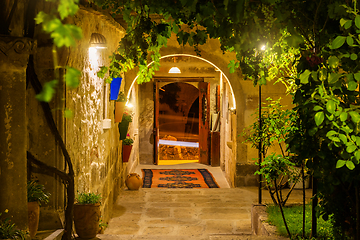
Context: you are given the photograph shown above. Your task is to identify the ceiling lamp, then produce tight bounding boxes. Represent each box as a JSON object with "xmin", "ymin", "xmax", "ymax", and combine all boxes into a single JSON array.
[
  {"xmin": 168, "ymin": 66, "xmax": 181, "ymax": 73},
  {"xmin": 89, "ymin": 33, "xmax": 107, "ymax": 49}
]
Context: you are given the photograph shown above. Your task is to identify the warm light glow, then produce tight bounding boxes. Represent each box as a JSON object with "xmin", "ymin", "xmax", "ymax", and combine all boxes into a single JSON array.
[
  {"xmin": 261, "ymin": 45, "xmax": 266, "ymax": 51},
  {"xmin": 88, "ymin": 47, "xmax": 99, "ymax": 67},
  {"xmin": 168, "ymin": 66, "xmax": 181, "ymax": 73},
  {"xmin": 127, "ymin": 54, "xmax": 237, "ymax": 109},
  {"xmin": 126, "ymin": 101, "xmax": 133, "ymax": 108}
]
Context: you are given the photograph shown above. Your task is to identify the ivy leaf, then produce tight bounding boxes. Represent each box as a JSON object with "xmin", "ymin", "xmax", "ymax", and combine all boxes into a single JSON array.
[
  {"xmin": 58, "ymin": 0, "xmax": 79, "ymax": 20},
  {"xmin": 228, "ymin": 60, "xmax": 237, "ymax": 74},
  {"xmin": 346, "ymin": 161, "xmax": 355, "ymax": 170},
  {"xmin": 336, "ymin": 160, "xmax": 346, "ymax": 168},
  {"xmin": 340, "ymin": 112, "xmax": 348, "ymax": 121},
  {"xmin": 36, "ymin": 80, "xmax": 58, "ymax": 102},
  {"xmin": 355, "ymin": 15, "xmax": 360, "ymax": 29},
  {"xmin": 300, "ymin": 69, "xmax": 311, "ymax": 84},
  {"xmin": 315, "ymin": 112, "xmax": 325, "ymax": 126},
  {"xmin": 340, "ymin": 18, "xmax": 348, "ymax": 27},
  {"xmin": 65, "ymin": 67, "xmax": 81, "ymax": 88},
  {"xmin": 348, "ymin": 81, "xmax": 358, "ymax": 91},
  {"xmin": 326, "ymin": 100, "xmax": 336, "ymax": 114},
  {"xmin": 331, "ymin": 36, "xmax": 346, "ymax": 49}
]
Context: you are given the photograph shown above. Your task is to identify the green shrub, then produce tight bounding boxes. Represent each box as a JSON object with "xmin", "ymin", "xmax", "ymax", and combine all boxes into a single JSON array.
[
  {"xmin": 75, "ymin": 192, "xmax": 101, "ymax": 204},
  {"xmin": 0, "ymin": 210, "xmax": 27, "ymax": 239}
]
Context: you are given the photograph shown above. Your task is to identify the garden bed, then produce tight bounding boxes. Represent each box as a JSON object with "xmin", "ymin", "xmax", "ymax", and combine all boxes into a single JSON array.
[{"xmin": 266, "ymin": 204, "xmax": 334, "ymax": 239}]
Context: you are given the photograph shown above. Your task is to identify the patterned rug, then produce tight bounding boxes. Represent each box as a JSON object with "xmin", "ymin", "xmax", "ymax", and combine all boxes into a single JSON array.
[{"xmin": 142, "ymin": 169, "xmax": 219, "ymax": 188}]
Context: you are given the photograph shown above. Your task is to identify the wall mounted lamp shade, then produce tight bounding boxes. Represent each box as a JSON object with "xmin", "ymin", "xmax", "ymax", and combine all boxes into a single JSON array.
[
  {"xmin": 110, "ymin": 77, "xmax": 122, "ymax": 100},
  {"xmin": 89, "ymin": 33, "xmax": 107, "ymax": 49},
  {"xmin": 168, "ymin": 66, "xmax": 181, "ymax": 73}
]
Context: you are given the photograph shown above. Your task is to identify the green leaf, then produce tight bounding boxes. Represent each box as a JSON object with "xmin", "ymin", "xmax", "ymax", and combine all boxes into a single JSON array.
[
  {"xmin": 326, "ymin": 100, "xmax": 336, "ymax": 114},
  {"xmin": 315, "ymin": 112, "xmax": 325, "ymax": 126},
  {"xmin": 339, "ymin": 134, "xmax": 347, "ymax": 144},
  {"xmin": 329, "ymin": 73, "xmax": 341, "ymax": 84},
  {"xmin": 65, "ymin": 67, "xmax": 81, "ymax": 88},
  {"xmin": 346, "ymin": 161, "xmax": 355, "ymax": 170},
  {"xmin": 328, "ymin": 56, "xmax": 339, "ymax": 68},
  {"xmin": 356, "ymin": 15, "xmax": 360, "ymax": 29},
  {"xmin": 340, "ymin": 112, "xmax": 348, "ymax": 121},
  {"xmin": 347, "ymin": 36, "xmax": 354, "ymax": 46},
  {"xmin": 313, "ymin": 105, "xmax": 323, "ymax": 111},
  {"xmin": 300, "ymin": 70, "xmax": 311, "ymax": 84},
  {"xmin": 340, "ymin": 18, "xmax": 348, "ymax": 27},
  {"xmin": 64, "ymin": 109, "xmax": 74, "ymax": 118},
  {"xmin": 36, "ymin": 80, "xmax": 58, "ymax": 102},
  {"xmin": 331, "ymin": 36, "xmax": 346, "ymax": 49},
  {"xmin": 336, "ymin": 160, "xmax": 346, "ymax": 168},
  {"xmin": 35, "ymin": 11, "xmax": 48, "ymax": 24},
  {"xmin": 355, "ymin": 151, "xmax": 360, "ymax": 161},
  {"xmin": 349, "ymin": 111, "xmax": 360, "ymax": 123},
  {"xmin": 355, "ymin": 72, "xmax": 360, "ymax": 81},
  {"xmin": 351, "ymin": 53, "xmax": 358, "ymax": 60},
  {"xmin": 347, "ymin": 144, "xmax": 357, "ymax": 153},
  {"xmin": 348, "ymin": 81, "xmax": 358, "ymax": 91},
  {"xmin": 344, "ymin": 20, "xmax": 352, "ymax": 29},
  {"xmin": 356, "ymin": 137, "xmax": 360, "ymax": 146},
  {"xmin": 58, "ymin": 0, "xmax": 79, "ymax": 20},
  {"xmin": 326, "ymin": 130, "xmax": 337, "ymax": 137}
]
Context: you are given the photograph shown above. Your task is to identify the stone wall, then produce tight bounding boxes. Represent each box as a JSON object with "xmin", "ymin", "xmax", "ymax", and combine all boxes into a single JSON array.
[
  {"xmin": 26, "ymin": 5, "xmax": 126, "ymax": 229},
  {"xmin": 64, "ymin": 7, "xmax": 126, "ymax": 223}
]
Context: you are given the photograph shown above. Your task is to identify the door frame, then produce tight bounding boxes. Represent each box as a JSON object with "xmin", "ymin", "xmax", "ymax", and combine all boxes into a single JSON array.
[{"xmin": 153, "ymin": 77, "xmax": 208, "ymax": 165}]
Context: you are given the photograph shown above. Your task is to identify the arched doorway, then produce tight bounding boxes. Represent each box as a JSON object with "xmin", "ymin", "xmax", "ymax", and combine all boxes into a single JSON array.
[{"xmin": 156, "ymin": 81, "xmax": 200, "ymax": 165}]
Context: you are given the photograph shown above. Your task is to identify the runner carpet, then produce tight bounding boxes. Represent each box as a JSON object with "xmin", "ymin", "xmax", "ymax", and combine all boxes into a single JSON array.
[{"xmin": 141, "ymin": 169, "xmax": 219, "ymax": 188}]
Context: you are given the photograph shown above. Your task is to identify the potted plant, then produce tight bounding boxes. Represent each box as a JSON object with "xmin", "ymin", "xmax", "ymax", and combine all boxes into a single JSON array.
[
  {"xmin": 27, "ymin": 180, "xmax": 50, "ymax": 239},
  {"xmin": 73, "ymin": 192, "xmax": 101, "ymax": 239},
  {"xmin": 0, "ymin": 209, "xmax": 27, "ymax": 239},
  {"xmin": 122, "ymin": 134, "xmax": 134, "ymax": 163},
  {"xmin": 118, "ymin": 112, "xmax": 132, "ymax": 140},
  {"xmin": 114, "ymin": 92, "xmax": 126, "ymax": 123}
]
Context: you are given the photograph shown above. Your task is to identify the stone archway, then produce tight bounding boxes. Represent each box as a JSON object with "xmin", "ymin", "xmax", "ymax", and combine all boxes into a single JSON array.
[{"xmin": 125, "ymin": 52, "xmax": 243, "ymax": 187}]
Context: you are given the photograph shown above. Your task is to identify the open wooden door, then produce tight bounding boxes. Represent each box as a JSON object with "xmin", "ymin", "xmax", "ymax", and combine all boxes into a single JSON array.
[
  {"xmin": 199, "ymin": 82, "xmax": 210, "ymax": 165},
  {"xmin": 154, "ymin": 81, "xmax": 159, "ymax": 164}
]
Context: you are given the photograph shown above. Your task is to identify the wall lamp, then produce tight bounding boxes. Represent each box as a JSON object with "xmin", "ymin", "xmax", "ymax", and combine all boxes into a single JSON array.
[
  {"xmin": 168, "ymin": 66, "xmax": 181, "ymax": 73},
  {"xmin": 89, "ymin": 33, "xmax": 107, "ymax": 49}
]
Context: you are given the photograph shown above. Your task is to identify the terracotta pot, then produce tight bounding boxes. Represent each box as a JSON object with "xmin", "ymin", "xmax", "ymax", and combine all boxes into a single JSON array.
[
  {"xmin": 125, "ymin": 173, "xmax": 143, "ymax": 190},
  {"xmin": 73, "ymin": 203, "xmax": 100, "ymax": 239},
  {"xmin": 28, "ymin": 201, "xmax": 40, "ymax": 239},
  {"xmin": 118, "ymin": 121, "xmax": 129, "ymax": 140},
  {"xmin": 122, "ymin": 145, "xmax": 133, "ymax": 162},
  {"xmin": 114, "ymin": 101, "xmax": 125, "ymax": 123}
]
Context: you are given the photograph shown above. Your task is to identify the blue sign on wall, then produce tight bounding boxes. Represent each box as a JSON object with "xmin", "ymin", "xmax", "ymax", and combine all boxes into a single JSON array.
[{"xmin": 110, "ymin": 77, "xmax": 122, "ymax": 100}]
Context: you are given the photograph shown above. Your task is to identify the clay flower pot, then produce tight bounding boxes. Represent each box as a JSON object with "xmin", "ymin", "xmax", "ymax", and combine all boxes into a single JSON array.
[
  {"xmin": 28, "ymin": 201, "xmax": 40, "ymax": 239},
  {"xmin": 125, "ymin": 173, "xmax": 143, "ymax": 190},
  {"xmin": 73, "ymin": 203, "xmax": 100, "ymax": 239},
  {"xmin": 122, "ymin": 145, "xmax": 133, "ymax": 162}
]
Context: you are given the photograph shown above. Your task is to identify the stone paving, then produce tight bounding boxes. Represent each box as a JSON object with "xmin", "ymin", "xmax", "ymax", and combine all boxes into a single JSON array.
[{"xmin": 97, "ymin": 187, "xmax": 311, "ymax": 239}]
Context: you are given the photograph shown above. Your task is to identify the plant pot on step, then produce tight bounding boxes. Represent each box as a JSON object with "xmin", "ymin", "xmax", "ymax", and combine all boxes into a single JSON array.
[
  {"xmin": 73, "ymin": 203, "xmax": 100, "ymax": 239},
  {"xmin": 125, "ymin": 173, "xmax": 143, "ymax": 190},
  {"xmin": 28, "ymin": 201, "xmax": 40, "ymax": 239},
  {"xmin": 122, "ymin": 144, "xmax": 133, "ymax": 162}
]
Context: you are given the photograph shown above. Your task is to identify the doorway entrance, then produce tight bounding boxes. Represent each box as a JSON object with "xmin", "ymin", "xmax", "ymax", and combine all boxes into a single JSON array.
[{"xmin": 154, "ymin": 78, "xmax": 210, "ymax": 165}]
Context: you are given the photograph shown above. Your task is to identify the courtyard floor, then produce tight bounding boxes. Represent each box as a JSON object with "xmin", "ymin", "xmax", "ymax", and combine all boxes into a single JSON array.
[{"xmin": 97, "ymin": 164, "xmax": 311, "ymax": 240}]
